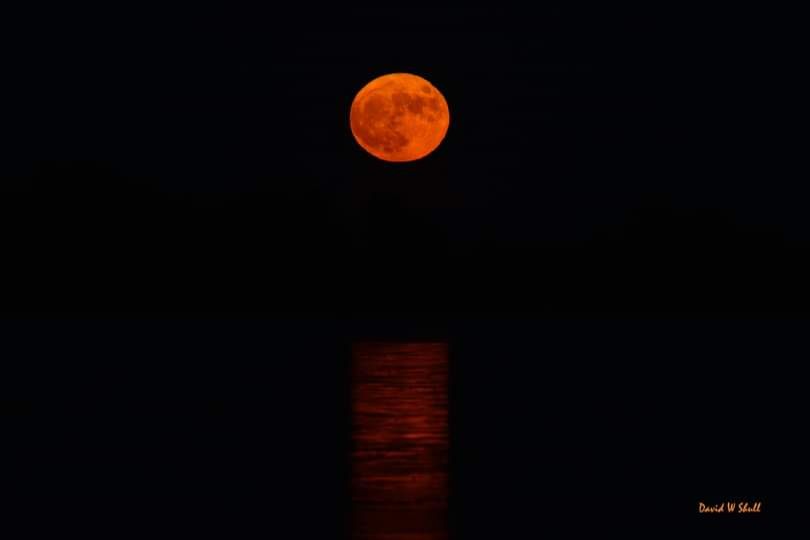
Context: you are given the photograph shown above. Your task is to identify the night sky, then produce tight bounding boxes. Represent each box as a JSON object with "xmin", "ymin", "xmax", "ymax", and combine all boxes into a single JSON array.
[
  {"xmin": 4, "ymin": 5, "xmax": 802, "ymax": 312},
  {"xmin": 2, "ymin": 5, "xmax": 803, "ymax": 538}
]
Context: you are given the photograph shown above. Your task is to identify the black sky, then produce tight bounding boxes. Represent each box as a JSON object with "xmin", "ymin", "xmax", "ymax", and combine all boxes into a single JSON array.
[{"xmin": 3, "ymin": 5, "xmax": 802, "ymax": 313}]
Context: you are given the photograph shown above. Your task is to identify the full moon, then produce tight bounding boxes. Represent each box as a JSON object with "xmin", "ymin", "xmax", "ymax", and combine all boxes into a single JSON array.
[{"xmin": 350, "ymin": 73, "xmax": 450, "ymax": 162}]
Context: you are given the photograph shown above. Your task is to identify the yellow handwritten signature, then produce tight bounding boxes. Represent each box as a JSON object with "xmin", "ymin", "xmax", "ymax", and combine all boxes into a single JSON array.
[{"xmin": 698, "ymin": 501, "xmax": 762, "ymax": 513}]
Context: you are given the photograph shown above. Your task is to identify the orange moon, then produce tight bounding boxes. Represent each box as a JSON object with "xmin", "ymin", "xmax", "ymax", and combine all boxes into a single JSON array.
[{"xmin": 350, "ymin": 73, "xmax": 450, "ymax": 162}]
